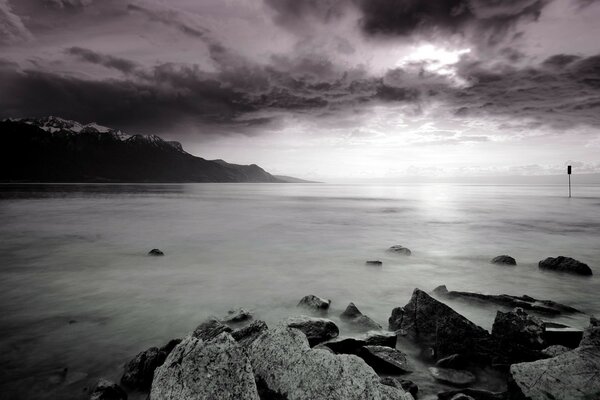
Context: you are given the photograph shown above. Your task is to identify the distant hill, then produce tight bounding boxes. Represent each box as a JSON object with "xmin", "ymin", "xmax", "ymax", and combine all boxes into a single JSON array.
[
  {"xmin": 0, "ymin": 117, "xmax": 286, "ymax": 183},
  {"xmin": 273, "ymin": 175, "xmax": 321, "ymax": 183}
]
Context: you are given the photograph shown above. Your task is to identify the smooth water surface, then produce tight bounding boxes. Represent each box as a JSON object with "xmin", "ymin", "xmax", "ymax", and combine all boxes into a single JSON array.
[{"xmin": 1, "ymin": 183, "xmax": 599, "ymax": 399}]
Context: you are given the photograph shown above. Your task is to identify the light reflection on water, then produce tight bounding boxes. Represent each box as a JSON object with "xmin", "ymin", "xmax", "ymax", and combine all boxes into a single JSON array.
[{"xmin": 0, "ymin": 183, "xmax": 599, "ymax": 399}]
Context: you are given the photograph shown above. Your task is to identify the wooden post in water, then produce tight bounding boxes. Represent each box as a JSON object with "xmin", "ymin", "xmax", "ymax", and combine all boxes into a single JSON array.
[{"xmin": 567, "ymin": 165, "xmax": 572, "ymax": 198}]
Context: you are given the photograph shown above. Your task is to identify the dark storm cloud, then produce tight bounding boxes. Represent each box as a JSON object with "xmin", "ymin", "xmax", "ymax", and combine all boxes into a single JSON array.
[
  {"xmin": 66, "ymin": 47, "xmax": 139, "ymax": 74},
  {"xmin": 450, "ymin": 54, "xmax": 600, "ymax": 128}
]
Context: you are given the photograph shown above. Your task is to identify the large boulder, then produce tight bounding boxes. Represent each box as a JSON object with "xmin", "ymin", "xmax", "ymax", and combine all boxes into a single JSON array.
[
  {"xmin": 389, "ymin": 288, "xmax": 490, "ymax": 359},
  {"xmin": 231, "ymin": 320, "xmax": 268, "ymax": 348},
  {"xmin": 90, "ymin": 379, "xmax": 127, "ymax": 400},
  {"xmin": 491, "ymin": 255, "xmax": 516, "ymax": 265},
  {"xmin": 121, "ymin": 338, "xmax": 181, "ymax": 390},
  {"xmin": 509, "ymin": 319, "xmax": 600, "ymax": 399},
  {"xmin": 358, "ymin": 345, "xmax": 412, "ymax": 373},
  {"xmin": 340, "ymin": 303, "xmax": 382, "ymax": 331},
  {"xmin": 297, "ymin": 295, "xmax": 331, "ymax": 311},
  {"xmin": 150, "ymin": 333, "xmax": 259, "ymax": 400},
  {"xmin": 248, "ymin": 326, "xmax": 413, "ymax": 400},
  {"xmin": 192, "ymin": 317, "xmax": 232, "ymax": 340},
  {"xmin": 286, "ymin": 316, "xmax": 339, "ymax": 346},
  {"xmin": 538, "ymin": 256, "xmax": 593, "ymax": 276},
  {"xmin": 491, "ymin": 308, "xmax": 545, "ymax": 349},
  {"xmin": 387, "ymin": 245, "xmax": 412, "ymax": 255}
]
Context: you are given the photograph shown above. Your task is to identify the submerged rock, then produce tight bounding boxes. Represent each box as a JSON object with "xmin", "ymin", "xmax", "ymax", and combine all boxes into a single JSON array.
[
  {"xmin": 90, "ymin": 379, "xmax": 127, "ymax": 400},
  {"xmin": 538, "ymin": 256, "xmax": 593, "ymax": 276},
  {"xmin": 248, "ymin": 326, "xmax": 413, "ymax": 400},
  {"xmin": 437, "ymin": 388, "xmax": 506, "ymax": 400},
  {"xmin": 231, "ymin": 320, "xmax": 268, "ymax": 347},
  {"xmin": 358, "ymin": 345, "xmax": 412, "ymax": 373},
  {"xmin": 286, "ymin": 316, "xmax": 339, "ymax": 346},
  {"xmin": 432, "ymin": 285, "xmax": 580, "ymax": 315},
  {"xmin": 148, "ymin": 249, "xmax": 164, "ymax": 256},
  {"xmin": 491, "ymin": 308, "xmax": 545, "ymax": 349},
  {"xmin": 192, "ymin": 317, "xmax": 232, "ymax": 341},
  {"xmin": 365, "ymin": 260, "xmax": 383, "ymax": 266},
  {"xmin": 380, "ymin": 377, "xmax": 418, "ymax": 397},
  {"xmin": 388, "ymin": 245, "xmax": 412, "ymax": 255},
  {"xmin": 222, "ymin": 308, "xmax": 253, "ymax": 324},
  {"xmin": 150, "ymin": 333, "xmax": 259, "ymax": 400},
  {"xmin": 429, "ymin": 367, "xmax": 476, "ymax": 387},
  {"xmin": 340, "ymin": 303, "xmax": 382, "ymax": 331},
  {"xmin": 297, "ymin": 294, "xmax": 331, "ymax": 311},
  {"xmin": 436, "ymin": 354, "xmax": 469, "ymax": 369},
  {"xmin": 389, "ymin": 288, "xmax": 490, "ymax": 359},
  {"xmin": 490, "ymin": 255, "xmax": 516, "ymax": 265},
  {"xmin": 509, "ymin": 317, "xmax": 600, "ymax": 400}
]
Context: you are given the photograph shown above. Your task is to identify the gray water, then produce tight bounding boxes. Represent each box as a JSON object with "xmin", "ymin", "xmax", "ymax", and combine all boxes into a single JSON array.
[{"xmin": 0, "ymin": 183, "xmax": 599, "ymax": 399}]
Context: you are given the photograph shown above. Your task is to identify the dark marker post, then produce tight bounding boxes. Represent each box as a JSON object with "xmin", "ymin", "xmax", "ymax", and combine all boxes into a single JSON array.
[{"xmin": 567, "ymin": 165, "xmax": 572, "ymax": 198}]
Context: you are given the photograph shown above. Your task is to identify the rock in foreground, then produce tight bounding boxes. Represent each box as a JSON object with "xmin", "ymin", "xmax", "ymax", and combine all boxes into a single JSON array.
[
  {"xmin": 150, "ymin": 333, "xmax": 259, "ymax": 400},
  {"xmin": 538, "ymin": 256, "xmax": 592, "ymax": 276},
  {"xmin": 491, "ymin": 308, "xmax": 545, "ymax": 350},
  {"xmin": 389, "ymin": 288, "xmax": 490, "ymax": 359},
  {"xmin": 248, "ymin": 327, "xmax": 413, "ymax": 400},
  {"xmin": 297, "ymin": 294, "xmax": 331, "ymax": 311},
  {"xmin": 340, "ymin": 303, "xmax": 382, "ymax": 331},
  {"xmin": 509, "ymin": 319, "xmax": 600, "ymax": 400},
  {"xmin": 491, "ymin": 255, "xmax": 516, "ymax": 265},
  {"xmin": 286, "ymin": 316, "xmax": 339, "ymax": 346}
]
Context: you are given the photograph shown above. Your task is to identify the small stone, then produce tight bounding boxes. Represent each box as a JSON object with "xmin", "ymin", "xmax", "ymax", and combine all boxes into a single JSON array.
[
  {"xmin": 340, "ymin": 303, "xmax": 382, "ymax": 331},
  {"xmin": 538, "ymin": 256, "xmax": 592, "ymax": 276},
  {"xmin": 387, "ymin": 245, "xmax": 412, "ymax": 255},
  {"xmin": 148, "ymin": 249, "xmax": 164, "ymax": 256},
  {"xmin": 491, "ymin": 255, "xmax": 516, "ymax": 265},
  {"xmin": 366, "ymin": 260, "xmax": 382, "ymax": 266},
  {"xmin": 297, "ymin": 294, "xmax": 331, "ymax": 311},
  {"xmin": 429, "ymin": 367, "xmax": 476, "ymax": 387}
]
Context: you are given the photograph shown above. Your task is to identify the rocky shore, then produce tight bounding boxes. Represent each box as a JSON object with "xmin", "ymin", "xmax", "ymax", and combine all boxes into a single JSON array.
[{"xmin": 87, "ymin": 250, "xmax": 597, "ymax": 400}]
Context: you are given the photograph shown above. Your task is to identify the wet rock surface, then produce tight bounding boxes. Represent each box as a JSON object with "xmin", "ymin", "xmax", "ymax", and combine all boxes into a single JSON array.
[
  {"xmin": 490, "ymin": 255, "xmax": 516, "ymax": 265},
  {"xmin": 437, "ymin": 388, "xmax": 507, "ymax": 400},
  {"xmin": 358, "ymin": 345, "xmax": 412, "ymax": 374},
  {"xmin": 231, "ymin": 320, "xmax": 268, "ymax": 347},
  {"xmin": 90, "ymin": 379, "xmax": 127, "ymax": 400},
  {"xmin": 429, "ymin": 367, "xmax": 476, "ymax": 387},
  {"xmin": 491, "ymin": 308, "xmax": 545, "ymax": 349},
  {"xmin": 248, "ymin": 326, "xmax": 413, "ymax": 400},
  {"xmin": 297, "ymin": 294, "xmax": 331, "ymax": 311},
  {"xmin": 388, "ymin": 245, "xmax": 412, "ymax": 255},
  {"xmin": 432, "ymin": 285, "xmax": 580, "ymax": 315},
  {"xmin": 150, "ymin": 333, "xmax": 259, "ymax": 400},
  {"xmin": 192, "ymin": 317, "xmax": 232, "ymax": 341},
  {"xmin": 286, "ymin": 315, "xmax": 339, "ymax": 346},
  {"xmin": 538, "ymin": 256, "xmax": 593, "ymax": 276},
  {"xmin": 340, "ymin": 303, "xmax": 382, "ymax": 331},
  {"xmin": 541, "ymin": 344, "xmax": 570, "ymax": 357}
]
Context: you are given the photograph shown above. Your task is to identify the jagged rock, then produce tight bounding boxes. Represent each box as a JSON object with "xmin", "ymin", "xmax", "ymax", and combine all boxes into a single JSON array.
[
  {"xmin": 509, "ymin": 319, "xmax": 600, "ymax": 400},
  {"xmin": 388, "ymin": 245, "xmax": 412, "ymax": 255},
  {"xmin": 159, "ymin": 338, "xmax": 182, "ymax": 354},
  {"xmin": 286, "ymin": 316, "xmax": 339, "ymax": 346},
  {"xmin": 437, "ymin": 388, "xmax": 506, "ymax": 400},
  {"xmin": 380, "ymin": 377, "xmax": 418, "ymax": 397},
  {"xmin": 222, "ymin": 308, "xmax": 252, "ymax": 324},
  {"xmin": 543, "ymin": 326, "xmax": 583, "ymax": 348},
  {"xmin": 389, "ymin": 288, "xmax": 490, "ymax": 359},
  {"xmin": 121, "ymin": 347, "xmax": 163, "ymax": 389},
  {"xmin": 436, "ymin": 354, "xmax": 469, "ymax": 369},
  {"xmin": 148, "ymin": 249, "xmax": 164, "ymax": 256},
  {"xmin": 340, "ymin": 303, "xmax": 382, "ymax": 331},
  {"xmin": 580, "ymin": 318, "xmax": 600, "ymax": 347},
  {"xmin": 248, "ymin": 326, "xmax": 413, "ymax": 400},
  {"xmin": 358, "ymin": 345, "xmax": 412, "ymax": 373},
  {"xmin": 429, "ymin": 367, "xmax": 476, "ymax": 387},
  {"xmin": 365, "ymin": 331, "xmax": 397, "ymax": 348},
  {"xmin": 297, "ymin": 294, "xmax": 331, "ymax": 311},
  {"xmin": 538, "ymin": 256, "xmax": 593, "ymax": 276},
  {"xmin": 432, "ymin": 285, "xmax": 580, "ymax": 315},
  {"xmin": 231, "ymin": 320, "xmax": 268, "ymax": 347},
  {"xmin": 150, "ymin": 333, "xmax": 259, "ymax": 400},
  {"xmin": 192, "ymin": 317, "xmax": 232, "ymax": 340},
  {"xmin": 542, "ymin": 344, "xmax": 570, "ymax": 357},
  {"xmin": 491, "ymin": 308, "xmax": 545, "ymax": 349},
  {"xmin": 90, "ymin": 379, "xmax": 127, "ymax": 400},
  {"xmin": 366, "ymin": 260, "xmax": 383, "ymax": 266},
  {"xmin": 490, "ymin": 255, "xmax": 516, "ymax": 265}
]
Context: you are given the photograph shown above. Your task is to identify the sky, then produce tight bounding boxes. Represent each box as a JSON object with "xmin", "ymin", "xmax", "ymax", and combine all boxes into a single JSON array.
[{"xmin": 1, "ymin": 0, "xmax": 600, "ymax": 181}]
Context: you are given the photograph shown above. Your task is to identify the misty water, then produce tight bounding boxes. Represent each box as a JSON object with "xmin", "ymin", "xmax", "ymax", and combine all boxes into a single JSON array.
[{"xmin": 1, "ymin": 183, "xmax": 599, "ymax": 399}]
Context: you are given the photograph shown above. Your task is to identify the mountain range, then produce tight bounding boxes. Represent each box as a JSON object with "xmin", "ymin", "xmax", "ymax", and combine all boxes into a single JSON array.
[{"xmin": 0, "ymin": 117, "xmax": 300, "ymax": 183}]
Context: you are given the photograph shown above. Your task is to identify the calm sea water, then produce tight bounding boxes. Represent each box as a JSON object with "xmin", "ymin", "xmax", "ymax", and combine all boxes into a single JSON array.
[{"xmin": 0, "ymin": 183, "xmax": 599, "ymax": 399}]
